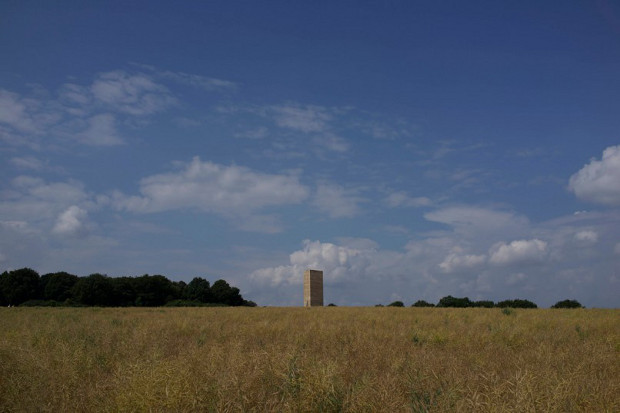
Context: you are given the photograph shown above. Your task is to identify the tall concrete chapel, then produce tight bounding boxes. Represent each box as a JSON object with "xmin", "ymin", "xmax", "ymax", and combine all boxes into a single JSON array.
[{"xmin": 303, "ymin": 269, "xmax": 323, "ymax": 307}]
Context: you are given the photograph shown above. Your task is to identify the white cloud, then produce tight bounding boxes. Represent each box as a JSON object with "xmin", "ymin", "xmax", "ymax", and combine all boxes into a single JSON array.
[
  {"xmin": 250, "ymin": 239, "xmax": 374, "ymax": 287},
  {"xmin": 234, "ymin": 126, "xmax": 268, "ymax": 140},
  {"xmin": 10, "ymin": 156, "xmax": 44, "ymax": 170},
  {"xmin": 385, "ymin": 191, "xmax": 432, "ymax": 208},
  {"xmin": 270, "ymin": 104, "xmax": 331, "ymax": 132},
  {"xmin": 489, "ymin": 239, "xmax": 548, "ymax": 265},
  {"xmin": 439, "ymin": 250, "xmax": 486, "ymax": 273},
  {"xmin": 574, "ymin": 230, "xmax": 598, "ymax": 244},
  {"xmin": 91, "ymin": 70, "xmax": 176, "ymax": 116},
  {"xmin": 160, "ymin": 71, "xmax": 237, "ymax": 91},
  {"xmin": 250, "ymin": 265, "xmax": 299, "ymax": 287},
  {"xmin": 506, "ymin": 272, "xmax": 527, "ymax": 286},
  {"xmin": 424, "ymin": 206, "xmax": 529, "ymax": 240},
  {"xmin": 243, "ymin": 208, "xmax": 620, "ymax": 306},
  {"xmin": 52, "ymin": 206, "xmax": 89, "ymax": 237},
  {"xmin": 14, "ymin": 176, "xmax": 87, "ymax": 205},
  {"xmin": 0, "ymin": 90, "xmax": 61, "ymax": 143},
  {"xmin": 115, "ymin": 157, "xmax": 309, "ymax": 217},
  {"xmin": 0, "ymin": 90, "xmax": 41, "ymax": 134},
  {"xmin": 1, "ymin": 70, "xmax": 182, "ymax": 149},
  {"xmin": 0, "ymin": 176, "xmax": 90, "ymax": 224},
  {"xmin": 313, "ymin": 183, "xmax": 364, "ymax": 218},
  {"xmin": 59, "ymin": 83, "xmax": 91, "ymax": 106},
  {"xmin": 312, "ymin": 133, "xmax": 350, "ymax": 153},
  {"xmin": 569, "ymin": 145, "xmax": 620, "ymax": 206},
  {"xmin": 78, "ymin": 114, "xmax": 124, "ymax": 146}
]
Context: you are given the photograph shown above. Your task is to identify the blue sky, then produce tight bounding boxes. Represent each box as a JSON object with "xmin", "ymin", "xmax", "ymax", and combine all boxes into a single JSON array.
[{"xmin": 1, "ymin": 0, "xmax": 619, "ymax": 307}]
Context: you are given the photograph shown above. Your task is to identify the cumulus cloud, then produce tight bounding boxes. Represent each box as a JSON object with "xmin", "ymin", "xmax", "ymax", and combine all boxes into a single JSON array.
[
  {"xmin": 312, "ymin": 133, "xmax": 350, "ymax": 153},
  {"xmin": 313, "ymin": 183, "xmax": 364, "ymax": 218},
  {"xmin": 385, "ymin": 191, "xmax": 432, "ymax": 208},
  {"xmin": 439, "ymin": 250, "xmax": 486, "ymax": 273},
  {"xmin": 506, "ymin": 272, "xmax": 527, "ymax": 286},
  {"xmin": 0, "ymin": 89, "xmax": 60, "ymax": 141},
  {"xmin": 52, "ymin": 206, "xmax": 89, "ymax": 237},
  {"xmin": 574, "ymin": 230, "xmax": 598, "ymax": 244},
  {"xmin": 569, "ymin": 145, "xmax": 620, "ymax": 206},
  {"xmin": 77, "ymin": 114, "xmax": 124, "ymax": 146},
  {"xmin": 3, "ymin": 176, "xmax": 89, "ymax": 220},
  {"xmin": 13, "ymin": 176, "xmax": 87, "ymax": 205},
  {"xmin": 489, "ymin": 239, "xmax": 548, "ymax": 265},
  {"xmin": 59, "ymin": 83, "xmax": 91, "ymax": 106},
  {"xmin": 251, "ymin": 239, "xmax": 374, "ymax": 287},
  {"xmin": 1, "ymin": 69, "xmax": 186, "ymax": 148},
  {"xmin": 246, "ymin": 207, "xmax": 620, "ymax": 306},
  {"xmin": 270, "ymin": 104, "xmax": 331, "ymax": 132},
  {"xmin": 159, "ymin": 71, "xmax": 237, "ymax": 91},
  {"xmin": 0, "ymin": 90, "xmax": 35, "ymax": 133},
  {"xmin": 115, "ymin": 157, "xmax": 309, "ymax": 217},
  {"xmin": 10, "ymin": 156, "xmax": 44, "ymax": 170},
  {"xmin": 425, "ymin": 206, "xmax": 529, "ymax": 241},
  {"xmin": 91, "ymin": 70, "xmax": 176, "ymax": 116}
]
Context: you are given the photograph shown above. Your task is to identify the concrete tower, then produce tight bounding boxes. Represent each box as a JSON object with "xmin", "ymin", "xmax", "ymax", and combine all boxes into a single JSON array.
[{"xmin": 303, "ymin": 269, "xmax": 323, "ymax": 307}]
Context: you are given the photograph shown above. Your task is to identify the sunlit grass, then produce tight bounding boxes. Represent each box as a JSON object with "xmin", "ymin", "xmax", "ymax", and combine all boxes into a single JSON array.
[{"xmin": 0, "ymin": 307, "xmax": 618, "ymax": 412}]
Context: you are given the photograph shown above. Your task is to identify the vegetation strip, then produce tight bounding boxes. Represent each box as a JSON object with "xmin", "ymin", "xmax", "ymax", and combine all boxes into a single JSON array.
[{"xmin": 0, "ymin": 307, "xmax": 618, "ymax": 412}]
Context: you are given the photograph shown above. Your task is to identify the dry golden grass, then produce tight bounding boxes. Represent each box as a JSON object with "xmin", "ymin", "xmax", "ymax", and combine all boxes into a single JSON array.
[{"xmin": 0, "ymin": 307, "xmax": 618, "ymax": 412}]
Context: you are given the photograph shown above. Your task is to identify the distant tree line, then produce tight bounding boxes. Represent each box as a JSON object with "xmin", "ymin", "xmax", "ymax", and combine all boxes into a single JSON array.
[
  {"xmin": 380, "ymin": 295, "xmax": 583, "ymax": 309},
  {"xmin": 0, "ymin": 268, "xmax": 257, "ymax": 307}
]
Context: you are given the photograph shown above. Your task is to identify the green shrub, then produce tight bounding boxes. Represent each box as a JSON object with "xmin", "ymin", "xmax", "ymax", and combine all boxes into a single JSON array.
[
  {"xmin": 412, "ymin": 300, "xmax": 435, "ymax": 307},
  {"xmin": 472, "ymin": 300, "xmax": 494, "ymax": 308},
  {"xmin": 551, "ymin": 299, "xmax": 583, "ymax": 309},
  {"xmin": 437, "ymin": 296, "xmax": 472, "ymax": 308},
  {"xmin": 501, "ymin": 307, "xmax": 514, "ymax": 316},
  {"xmin": 496, "ymin": 299, "xmax": 537, "ymax": 309}
]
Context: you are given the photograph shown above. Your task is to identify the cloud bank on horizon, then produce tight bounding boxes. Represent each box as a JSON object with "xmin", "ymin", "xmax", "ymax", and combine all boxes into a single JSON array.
[{"xmin": 1, "ymin": 1, "xmax": 619, "ymax": 307}]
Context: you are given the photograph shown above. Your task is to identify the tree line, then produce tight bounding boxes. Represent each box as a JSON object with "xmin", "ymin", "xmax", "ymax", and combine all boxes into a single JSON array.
[
  {"xmin": 381, "ymin": 295, "xmax": 584, "ymax": 309},
  {"xmin": 0, "ymin": 268, "xmax": 257, "ymax": 307}
]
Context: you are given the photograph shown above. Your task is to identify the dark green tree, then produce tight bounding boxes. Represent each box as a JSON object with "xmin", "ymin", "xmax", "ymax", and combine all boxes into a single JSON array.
[
  {"xmin": 40, "ymin": 272, "xmax": 79, "ymax": 302},
  {"xmin": 551, "ymin": 299, "xmax": 583, "ymax": 309},
  {"xmin": 211, "ymin": 279, "xmax": 243, "ymax": 306},
  {"xmin": 185, "ymin": 277, "xmax": 212, "ymax": 303},
  {"xmin": 0, "ymin": 268, "xmax": 40, "ymax": 306},
  {"xmin": 496, "ymin": 299, "xmax": 537, "ymax": 309},
  {"xmin": 171, "ymin": 280, "xmax": 187, "ymax": 301},
  {"xmin": 132, "ymin": 274, "xmax": 175, "ymax": 306},
  {"xmin": 388, "ymin": 300, "xmax": 405, "ymax": 307},
  {"xmin": 72, "ymin": 273, "xmax": 115, "ymax": 306},
  {"xmin": 411, "ymin": 300, "xmax": 435, "ymax": 307},
  {"xmin": 472, "ymin": 300, "xmax": 494, "ymax": 308},
  {"xmin": 110, "ymin": 276, "xmax": 137, "ymax": 306},
  {"xmin": 437, "ymin": 295, "xmax": 472, "ymax": 308},
  {"xmin": 0, "ymin": 277, "xmax": 5, "ymax": 306}
]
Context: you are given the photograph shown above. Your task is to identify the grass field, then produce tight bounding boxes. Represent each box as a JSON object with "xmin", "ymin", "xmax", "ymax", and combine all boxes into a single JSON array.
[{"xmin": 0, "ymin": 307, "xmax": 618, "ymax": 412}]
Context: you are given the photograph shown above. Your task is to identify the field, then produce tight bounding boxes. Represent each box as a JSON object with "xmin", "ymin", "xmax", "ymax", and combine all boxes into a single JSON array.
[{"xmin": 0, "ymin": 307, "xmax": 618, "ymax": 412}]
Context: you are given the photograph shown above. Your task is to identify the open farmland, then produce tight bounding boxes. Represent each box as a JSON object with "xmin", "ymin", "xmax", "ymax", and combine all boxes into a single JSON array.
[{"xmin": 0, "ymin": 307, "xmax": 618, "ymax": 412}]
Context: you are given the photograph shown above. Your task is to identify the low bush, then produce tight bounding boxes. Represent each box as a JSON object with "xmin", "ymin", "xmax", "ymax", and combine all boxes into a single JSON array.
[{"xmin": 551, "ymin": 299, "xmax": 583, "ymax": 309}]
